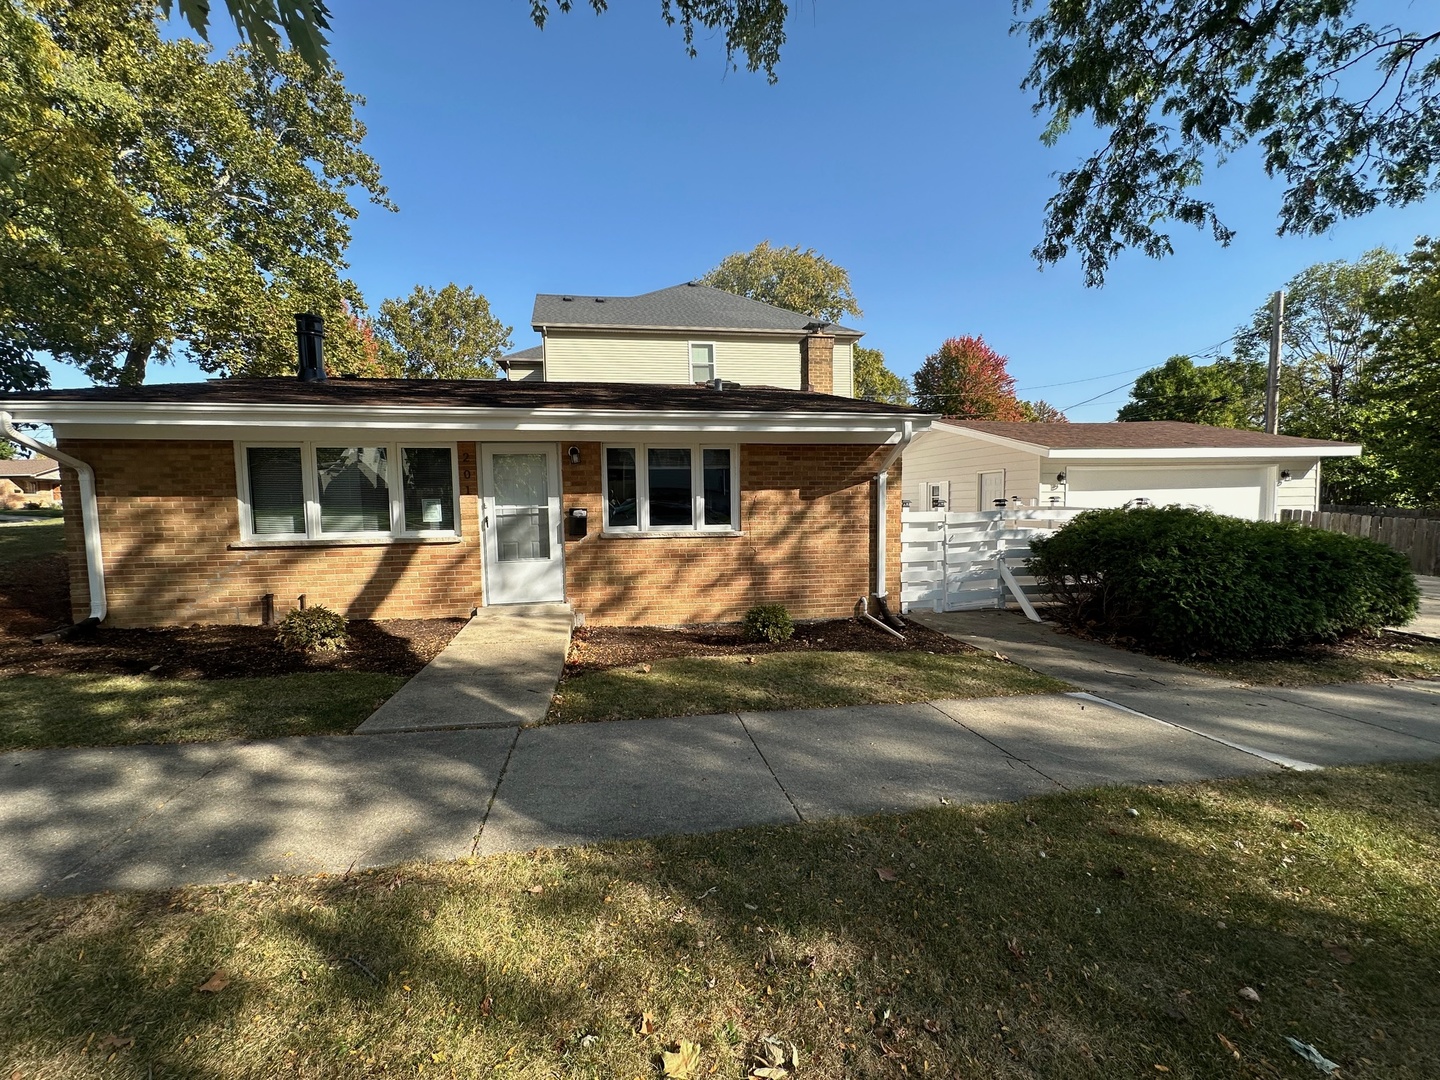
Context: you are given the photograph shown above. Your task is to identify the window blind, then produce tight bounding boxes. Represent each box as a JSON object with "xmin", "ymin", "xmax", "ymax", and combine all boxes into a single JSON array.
[
  {"xmin": 402, "ymin": 447, "xmax": 455, "ymax": 532},
  {"xmin": 316, "ymin": 447, "xmax": 390, "ymax": 533},
  {"xmin": 246, "ymin": 447, "xmax": 305, "ymax": 535}
]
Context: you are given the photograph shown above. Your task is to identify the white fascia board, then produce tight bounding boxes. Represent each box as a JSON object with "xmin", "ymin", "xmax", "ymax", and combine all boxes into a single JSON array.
[
  {"xmin": 14, "ymin": 401, "xmax": 928, "ymax": 438},
  {"xmin": 1050, "ymin": 445, "xmax": 1361, "ymax": 461},
  {"xmin": 929, "ymin": 420, "xmax": 1049, "ymax": 456},
  {"xmin": 535, "ymin": 324, "xmax": 864, "ymax": 341}
]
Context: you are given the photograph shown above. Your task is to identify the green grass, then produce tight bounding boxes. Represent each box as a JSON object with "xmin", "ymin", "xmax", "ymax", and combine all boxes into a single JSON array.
[
  {"xmin": 0, "ymin": 672, "xmax": 406, "ymax": 751},
  {"xmin": 0, "ymin": 518, "xmax": 64, "ymax": 566},
  {"xmin": 1193, "ymin": 637, "xmax": 1440, "ymax": 687},
  {"xmin": 550, "ymin": 649, "xmax": 1071, "ymax": 723},
  {"xmin": 0, "ymin": 505, "xmax": 65, "ymax": 518},
  {"xmin": 2, "ymin": 763, "xmax": 1438, "ymax": 1078}
]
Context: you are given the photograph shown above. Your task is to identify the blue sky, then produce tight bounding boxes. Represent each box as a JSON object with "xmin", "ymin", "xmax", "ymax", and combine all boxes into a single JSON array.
[{"xmin": 55, "ymin": 0, "xmax": 1439, "ymax": 419}]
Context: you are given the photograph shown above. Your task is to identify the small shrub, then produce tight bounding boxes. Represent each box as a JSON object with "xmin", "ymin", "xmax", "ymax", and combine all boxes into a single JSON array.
[
  {"xmin": 275, "ymin": 605, "xmax": 348, "ymax": 653},
  {"xmin": 1027, "ymin": 506, "xmax": 1419, "ymax": 658},
  {"xmin": 743, "ymin": 603, "xmax": 795, "ymax": 644}
]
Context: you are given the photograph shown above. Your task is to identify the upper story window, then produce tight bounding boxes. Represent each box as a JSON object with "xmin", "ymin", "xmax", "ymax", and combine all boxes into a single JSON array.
[
  {"xmin": 602, "ymin": 443, "xmax": 738, "ymax": 533},
  {"xmin": 238, "ymin": 442, "xmax": 460, "ymax": 542},
  {"xmin": 690, "ymin": 342, "xmax": 715, "ymax": 383}
]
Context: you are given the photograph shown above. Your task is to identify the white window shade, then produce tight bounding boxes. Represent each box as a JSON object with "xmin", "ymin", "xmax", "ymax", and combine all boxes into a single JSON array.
[{"xmin": 317, "ymin": 447, "xmax": 391, "ymax": 533}]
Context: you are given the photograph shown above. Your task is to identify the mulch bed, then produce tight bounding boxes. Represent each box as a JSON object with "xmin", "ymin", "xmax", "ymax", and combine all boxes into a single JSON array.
[
  {"xmin": 0, "ymin": 535, "xmax": 465, "ymax": 679},
  {"xmin": 565, "ymin": 617, "xmax": 977, "ymax": 674}
]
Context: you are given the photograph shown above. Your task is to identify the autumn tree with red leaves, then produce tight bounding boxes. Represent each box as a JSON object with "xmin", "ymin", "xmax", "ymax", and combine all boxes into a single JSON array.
[{"xmin": 912, "ymin": 336, "xmax": 1027, "ymax": 420}]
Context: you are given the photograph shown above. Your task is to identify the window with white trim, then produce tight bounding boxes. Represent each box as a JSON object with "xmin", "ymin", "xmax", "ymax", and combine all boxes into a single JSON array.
[
  {"xmin": 602, "ymin": 444, "xmax": 738, "ymax": 532},
  {"xmin": 690, "ymin": 342, "xmax": 716, "ymax": 383},
  {"xmin": 237, "ymin": 441, "xmax": 460, "ymax": 541}
]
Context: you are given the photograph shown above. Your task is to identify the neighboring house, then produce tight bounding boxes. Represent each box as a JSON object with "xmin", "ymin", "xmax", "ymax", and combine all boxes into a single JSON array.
[
  {"xmin": 0, "ymin": 292, "xmax": 926, "ymax": 630},
  {"xmin": 499, "ymin": 282, "xmax": 863, "ymax": 396},
  {"xmin": 903, "ymin": 421, "xmax": 1361, "ymax": 521},
  {"xmin": 0, "ymin": 455, "xmax": 62, "ymax": 509}
]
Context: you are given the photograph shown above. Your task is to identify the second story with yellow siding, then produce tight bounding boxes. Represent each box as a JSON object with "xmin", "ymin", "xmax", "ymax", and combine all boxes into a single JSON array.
[{"xmin": 501, "ymin": 282, "xmax": 862, "ymax": 398}]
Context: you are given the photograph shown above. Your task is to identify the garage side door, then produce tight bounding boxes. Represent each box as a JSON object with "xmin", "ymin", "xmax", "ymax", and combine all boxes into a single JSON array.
[{"xmin": 1066, "ymin": 466, "xmax": 1270, "ymax": 520}]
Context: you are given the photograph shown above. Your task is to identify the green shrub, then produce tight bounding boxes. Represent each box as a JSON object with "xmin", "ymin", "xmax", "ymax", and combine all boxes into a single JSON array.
[
  {"xmin": 742, "ymin": 603, "xmax": 795, "ymax": 644},
  {"xmin": 1027, "ymin": 507, "xmax": 1419, "ymax": 657},
  {"xmin": 275, "ymin": 605, "xmax": 348, "ymax": 653}
]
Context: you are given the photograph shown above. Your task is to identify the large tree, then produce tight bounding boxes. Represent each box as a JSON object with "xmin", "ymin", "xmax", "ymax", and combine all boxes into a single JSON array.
[
  {"xmin": 1, "ymin": 0, "xmax": 391, "ymax": 386},
  {"xmin": 852, "ymin": 346, "xmax": 909, "ymax": 405},
  {"xmin": 1016, "ymin": 1, "xmax": 1440, "ymax": 285},
  {"xmin": 1362, "ymin": 237, "xmax": 1440, "ymax": 506},
  {"xmin": 159, "ymin": 0, "xmax": 332, "ymax": 69},
  {"xmin": 1117, "ymin": 355, "xmax": 1268, "ymax": 428},
  {"xmin": 375, "ymin": 285, "xmax": 513, "ymax": 380},
  {"xmin": 912, "ymin": 337, "xmax": 1027, "ymax": 420},
  {"xmin": 701, "ymin": 242, "xmax": 861, "ymax": 323}
]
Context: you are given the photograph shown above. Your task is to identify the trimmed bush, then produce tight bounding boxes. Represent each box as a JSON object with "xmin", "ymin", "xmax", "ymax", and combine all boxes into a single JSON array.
[
  {"xmin": 1027, "ymin": 507, "xmax": 1419, "ymax": 657},
  {"xmin": 742, "ymin": 603, "xmax": 795, "ymax": 644},
  {"xmin": 275, "ymin": 605, "xmax": 348, "ymax": 653}
]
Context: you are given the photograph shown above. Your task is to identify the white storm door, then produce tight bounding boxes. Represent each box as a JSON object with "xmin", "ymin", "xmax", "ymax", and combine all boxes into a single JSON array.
[{"xmin": 481, "ymin": 444, "xmax": 565, "ymax": 605}]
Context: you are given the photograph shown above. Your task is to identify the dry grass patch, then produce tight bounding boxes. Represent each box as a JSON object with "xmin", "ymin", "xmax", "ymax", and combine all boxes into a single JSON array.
[
  {"xmin": 549, "ymin": 649, "xmax": 1071, "ymax": 723},
  {"xmin": 0, "ymin": 672, "xmax": 405, "ymax": 751},
  {"xmin": 4, "ymin": 764, "xmax": 1438, "ymax": 1078},
  {"xmin": 1191, "ymin": 633, "xmax": 1440, "ymax": 687}
]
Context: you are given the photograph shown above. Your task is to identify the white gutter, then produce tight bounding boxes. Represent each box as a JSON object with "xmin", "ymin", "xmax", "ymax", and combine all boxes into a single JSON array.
[
  {"xmin": 873, "ymin": 420, "xmax": 914, "ymax": 601},
  {"xmin": 0, "ymin": 411, "xmax": 106, "ymax": 623}
]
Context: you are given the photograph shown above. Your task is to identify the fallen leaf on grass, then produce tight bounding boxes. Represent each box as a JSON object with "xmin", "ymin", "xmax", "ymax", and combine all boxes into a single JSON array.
[
  {"xmin": 525, "ymin": 884, "xmax": 544, "ymax": 895},
  {"xmin": 923, "ymin": 1019, "xmax": 941, "ymax": 1034},
  {"xmin": 661, "ymin": 1040, "xmax": 702, "ymax": 1079},
  {"xmin": 479, "ymin": 995, "xmax": 493, "ymax": 1017},
  {"xmin": 1237, "ymin": 986, "xmax": 1261, "ymax": 1003},
  {"xmin": 875, "ymin": 867, "xmax": 898, "ymax": 883},
  {"xmin": 1217, "ymin": 1033, "xmax": 1241, "ymax": 1059},
  {"xmin": 749, "ymin": 1034, "xmax": 800, "ymax": 1079},
  {"xmin": 97, "ymin": 1035, "xmax": 134, "ymax": 1052},
  {"xmin": 637, "ymin": 663, "xmax": 652, "ymax": 674},
  {"xmin": 196, "ymin": 970, "xmax": 230, "ymax": 993},
  {"xmin": 1323, "ymin": 941, "xmax": 1354, "ymax": 965},
  {"xmin": 1285, "ymin": 817, "xmax": 1310, "ymax": 832},
  {"xmin": 1005, "ymin": 938, "xmax": 1027, "ymax": 960},
  {"xmin": 639, "ymin": 1012, "xmax": 656, "ymax": 1036}
]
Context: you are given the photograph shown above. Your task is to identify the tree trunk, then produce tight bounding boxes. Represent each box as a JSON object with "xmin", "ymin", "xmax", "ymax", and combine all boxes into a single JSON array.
[{"xmin": 118, "ymin": 340, "xmax": 153, "ymax": 387}]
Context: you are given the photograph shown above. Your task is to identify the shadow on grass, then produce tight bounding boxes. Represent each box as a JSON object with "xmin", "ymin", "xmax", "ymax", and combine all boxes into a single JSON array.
[{"xmin": 2, "ymin": 762, "xmax": 1437, "ymax": 1077}]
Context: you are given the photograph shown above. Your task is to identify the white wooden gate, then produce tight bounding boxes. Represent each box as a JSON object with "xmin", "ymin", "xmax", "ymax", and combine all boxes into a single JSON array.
[{"xmin": 899, "ymin": 507, "xmax": 1085, "ymax": 614}]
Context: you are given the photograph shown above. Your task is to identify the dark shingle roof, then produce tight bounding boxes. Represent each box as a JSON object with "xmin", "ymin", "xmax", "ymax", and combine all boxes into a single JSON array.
[
  {"xmin": 4, "ymin": 379, "xmax": 924, "ymax": 416},
  {"xmin": 532, "ymin": 282, "xmax": 863, "ymax": 337},
  {"xmin": 501, "ymin": 344, "xmax": 544, "ymax": 362},
  {"xmin": 942, "ymin": 420, "xmax": 1358, "ymax": 451}
]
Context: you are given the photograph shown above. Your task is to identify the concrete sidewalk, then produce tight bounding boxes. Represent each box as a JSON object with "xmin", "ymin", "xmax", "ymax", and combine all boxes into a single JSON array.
[
  {"xmin": 355, "ymin": 604, "xmax": 572, "ymax": 733},
  {"xmin": 6, "ymin": 663, "xmax": 1437, "ymax": 900},
  {"xmin": 1404, "ymin": 575, "xmax": 1440, "ymax": 640}
]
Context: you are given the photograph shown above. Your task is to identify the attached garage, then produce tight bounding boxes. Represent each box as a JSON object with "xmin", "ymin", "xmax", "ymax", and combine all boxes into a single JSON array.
[
  {"xmin": 901, "ymin": 420, "xmax": 1362, "ymax": 522},
  {"xmin": 1065, "ymin": 464, "xmax": 1271, "ymax": 519}
]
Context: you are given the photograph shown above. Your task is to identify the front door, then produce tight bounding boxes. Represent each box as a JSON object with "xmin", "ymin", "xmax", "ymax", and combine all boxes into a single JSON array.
[{"xmin": 481, "ymin": 444, "xmax": 565, "ymax": 605}]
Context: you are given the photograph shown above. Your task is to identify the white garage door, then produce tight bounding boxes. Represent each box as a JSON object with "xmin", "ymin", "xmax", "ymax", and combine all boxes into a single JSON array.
[{"xmin": 1066, "ymin": 466, "xmax": 1270, "ymax": 520}]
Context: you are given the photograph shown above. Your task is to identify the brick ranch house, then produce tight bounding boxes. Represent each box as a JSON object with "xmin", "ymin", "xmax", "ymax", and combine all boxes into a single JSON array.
[
  {"xmin": 0, "ymin": 288, "xmax": 933, "ymax": 630},
  {"xmin": 0, "ymin": 455, "xmax": 62, "ymax": 509}
]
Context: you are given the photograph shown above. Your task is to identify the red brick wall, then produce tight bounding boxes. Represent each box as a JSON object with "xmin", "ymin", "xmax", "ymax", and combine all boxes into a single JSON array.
[
  {"xmin": 561, "ymin": 442, "xmax": 902, "ymax": 625},
  {"xmin": 58, "ymin": 439, "xmax": 483, "ymax": 627},
  {"xmin": 56, "ymin": 438, "xmax": 902, "ymax": 628}
]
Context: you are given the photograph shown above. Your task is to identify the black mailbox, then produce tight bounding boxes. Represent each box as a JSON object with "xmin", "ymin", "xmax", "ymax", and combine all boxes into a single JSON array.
[{"xmin": 567, "ymin": 507, "xmax": 588, "ymax": 540}]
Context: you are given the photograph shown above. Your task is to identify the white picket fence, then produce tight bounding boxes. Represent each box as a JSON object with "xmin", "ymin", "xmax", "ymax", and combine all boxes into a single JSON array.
[{"xmin": 899, "ymin": 507, "xmax": 1086, "ymax": 614}]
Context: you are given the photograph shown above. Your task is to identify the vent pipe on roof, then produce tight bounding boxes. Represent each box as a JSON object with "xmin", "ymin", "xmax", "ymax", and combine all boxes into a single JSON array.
[{"xmin": 295, "ymin": 313, "xmax": 326, "ymax": 382}]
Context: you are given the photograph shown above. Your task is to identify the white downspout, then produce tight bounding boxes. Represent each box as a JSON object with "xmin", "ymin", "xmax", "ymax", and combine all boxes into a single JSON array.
[
  {"xmin": 872, "ymin": 420, "xmax": 913, "ymax": 602},
  {"xmin": 0, "ymin": 411, "xmax": 107, "ymax": 622}
]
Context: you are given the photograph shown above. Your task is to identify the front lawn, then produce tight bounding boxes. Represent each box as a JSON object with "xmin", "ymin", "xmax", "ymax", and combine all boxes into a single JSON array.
[
  {"xmin": 0, "ymin": 671, "xmax": 406, "ymax": 751},
  {"xmin": 2, "ymin": 762, "xmax": 1437, "ymax": 1078},
  {"xmin": 0, "ymin": 518, "xmax": 65, "ymax": 563},
  {"xmin": 550, "ymin": 648, "xmax": 1070, "ymax": 723},
  {"xmin": 1189, "ymin": 632, "xmax": 1440, "ymax": 687}
]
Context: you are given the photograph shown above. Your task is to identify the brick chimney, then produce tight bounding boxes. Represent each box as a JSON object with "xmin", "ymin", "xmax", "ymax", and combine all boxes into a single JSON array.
[{"xmin": 801, "ymin": 331, "xmax": 834, "ymax": 394}]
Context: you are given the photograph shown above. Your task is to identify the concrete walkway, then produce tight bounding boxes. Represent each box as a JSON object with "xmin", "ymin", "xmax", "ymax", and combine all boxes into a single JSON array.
[
  {"xmin": 1404, "ymin": 575, "xmax": 1440, "ymax": 640},
  {"xmin": 355, "ymin": 604, "xmax": 573, "ymax": 733}
]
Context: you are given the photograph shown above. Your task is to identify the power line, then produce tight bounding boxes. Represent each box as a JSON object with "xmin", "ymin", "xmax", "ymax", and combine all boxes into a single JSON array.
[{"xmin": 1014, "ymin": 364, "xmax": 1153, "ymax": 393}]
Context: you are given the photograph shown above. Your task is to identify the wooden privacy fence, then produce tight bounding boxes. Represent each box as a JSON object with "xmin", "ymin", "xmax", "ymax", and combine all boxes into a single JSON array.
[
  {"xmin": 1282, "ymin": 509, "xmax": 1440, "ymax": 576},
  {"xmin": 900, "ymin": 507, "xmax": 1087, "ymax": 615}
]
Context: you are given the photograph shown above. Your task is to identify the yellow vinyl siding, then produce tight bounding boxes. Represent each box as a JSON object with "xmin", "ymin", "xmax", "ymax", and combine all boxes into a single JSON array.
[
  {"xmin": 833, "ymin": 341, "xmax": 855, "ymax": 398},
  {"xmin": 902, "ymin": 428, "xmax": 1042, "ymax": 510},
  {"xmin": 1275, "ymin": 458, "xmax": 1322, "ymax": 513},
  {"xmin": 542, "ymin": 330, "xmax": 802, "ymax": 387}
]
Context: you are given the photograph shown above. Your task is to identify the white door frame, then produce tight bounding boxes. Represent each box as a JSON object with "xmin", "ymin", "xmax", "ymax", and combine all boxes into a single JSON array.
[{"xmin": 480, "ymin": 442, "xmax": 565, "ymax": 606}]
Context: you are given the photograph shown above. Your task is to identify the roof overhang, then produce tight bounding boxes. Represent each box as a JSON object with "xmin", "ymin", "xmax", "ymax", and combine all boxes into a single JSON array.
[
  {"xmin": 927, "ymin": 420, "xmax": 1361, "ymax": 460},
  {"xmin": 536, "ymin": 323, "xmax": 864, "ymax": 340},
  {"xmin": 5, "ymin": 400, "xmax": 924, "ymax": 438}
]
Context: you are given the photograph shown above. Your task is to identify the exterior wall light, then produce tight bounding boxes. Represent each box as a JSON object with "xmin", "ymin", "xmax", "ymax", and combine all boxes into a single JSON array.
[
  {"xmin": 1056, "ymin": 472, "xmax": 1067, "ymax": 484},
  {"xmin": 1279, "ymin": 469, "xmax": 1292, "ymax": 482},
  {"xmin": 568, "ymin": 445, "xmax": 581, "ymax": 466}
]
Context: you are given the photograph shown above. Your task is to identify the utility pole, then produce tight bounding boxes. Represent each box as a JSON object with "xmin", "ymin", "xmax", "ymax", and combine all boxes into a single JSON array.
[{"xmin": 1264, "ymin": 290, "xmax": 1284, "ymax": 434}]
